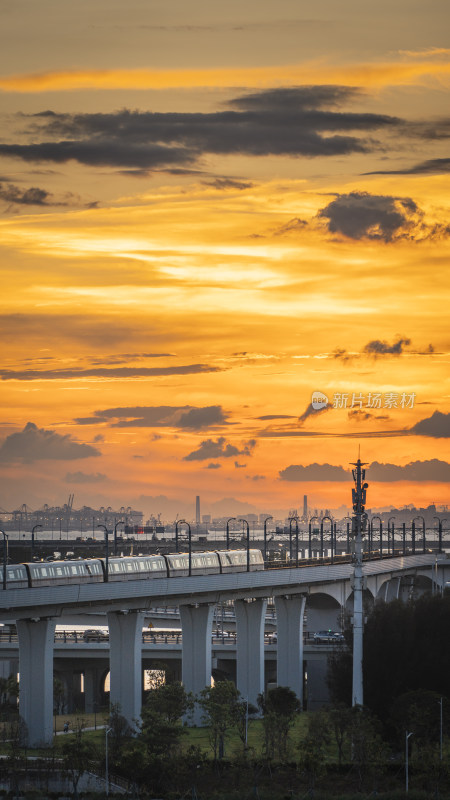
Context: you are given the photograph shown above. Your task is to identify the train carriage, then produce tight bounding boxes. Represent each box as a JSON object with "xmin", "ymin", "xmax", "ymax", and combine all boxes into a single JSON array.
[
  {"xmin": 217, "ymin": 548, "xmax": 264, "ymax": 573},
  {"xmin": 25, "ymin": 559, "xmax": 104, "ymax": 587},
  {"xmin": 104, "ymin": 555, "xmax": 167, "ymax": 581},
  {"xmin": 4, "ymin": 564, "xmax": 28, "ymax": 589},
  {"xmin": 165, "ymin": 551, "xmax": 220, "ymax": 577}
]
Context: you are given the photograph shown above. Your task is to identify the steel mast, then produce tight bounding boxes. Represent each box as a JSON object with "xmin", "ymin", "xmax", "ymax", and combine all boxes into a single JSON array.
[{"xmin": 350, "ymin": 456, "xmax": 368, "ymax": 706}]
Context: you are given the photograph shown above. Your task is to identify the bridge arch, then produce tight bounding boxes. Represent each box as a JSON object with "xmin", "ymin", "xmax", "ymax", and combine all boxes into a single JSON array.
[{"xmin": 305, "ymin": 591, "xmax": 343, "ymax": 634}]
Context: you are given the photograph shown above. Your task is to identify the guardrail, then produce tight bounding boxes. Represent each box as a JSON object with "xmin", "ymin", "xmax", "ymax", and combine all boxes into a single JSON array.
[{"xmin": 0, "ymin": 629, "xmax": 327, "ymax": 646}]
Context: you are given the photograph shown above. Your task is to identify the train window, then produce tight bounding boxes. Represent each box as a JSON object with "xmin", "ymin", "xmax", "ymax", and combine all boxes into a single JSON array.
[
  {"xmin": 40, "ymin": 568, "xmax": 48, "ymax": 577},
  {"xmin": 56, "ymin": 568, "xmax": 63, "ymax": 575},
  {"xmin": 139, "ymin": 561, "xmax": 146, "ymax": 569}
]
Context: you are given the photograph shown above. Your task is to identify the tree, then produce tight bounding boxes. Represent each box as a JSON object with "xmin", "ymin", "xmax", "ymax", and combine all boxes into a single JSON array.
[
  {"xmin": 327, "ymin": 704, "xmax": 353, "ymax": 766},
  {"xmin": 107, "ymin": 702, "xmax": 133, "ymax": 765},
  {"xmin": 349, "ymin": 706, "xmax": 388, "ymax": 791},
  {"xmin": 140, "ymin": 682, "xmax": 193, "ymax": 758},
  {"xmin": 60, "ymin": 718, "xmax": 92, "ymax": 800},
  {"xmin": 233, "ymin": 698, "xmax": 258, "ymax": 750},
  {"xmin": 258, "ymin": 686, "xmax": 301, "ymax": 760},
  {"xmin": 327, "ymin": 593, "xmax": 450, "ymax": 725},
  {"xmin": 298, "ymin": 710, "xmax": 330, "ymax": 790},
  {"xmin": 198, "ymin": 680, "xmax": 240, "ymax": 760},
  {"xmin": 390, "ymin": 690, "xmax": 449, "ymax": 750}
]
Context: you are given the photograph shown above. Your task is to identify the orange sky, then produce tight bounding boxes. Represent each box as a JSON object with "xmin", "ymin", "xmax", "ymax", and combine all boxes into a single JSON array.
[{"xmin": 0, "ymin": 0, "xmax": 449, "ymax": 519}]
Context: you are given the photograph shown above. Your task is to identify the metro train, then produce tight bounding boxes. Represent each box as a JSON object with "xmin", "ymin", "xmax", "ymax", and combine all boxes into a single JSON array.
[{"xmin": 2, "ymin": 549, "xmax": 265, "ymax": 590}]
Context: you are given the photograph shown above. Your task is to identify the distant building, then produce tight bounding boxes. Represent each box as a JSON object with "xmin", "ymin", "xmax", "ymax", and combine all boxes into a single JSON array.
[{"xmin": 195, "ymin": 496, "xmax": 201, "ymax": 525}]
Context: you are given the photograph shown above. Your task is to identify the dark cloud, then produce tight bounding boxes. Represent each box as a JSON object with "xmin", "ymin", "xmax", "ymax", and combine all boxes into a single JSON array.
[
  {"xmin": 368, "ymin": 459, "xmax": 450, "ymax": 481},
  {"xmin": 0, "ymin": 182, "xmax": 51, "ymax": 206},
  {"xmin": 410, "ymin": 411, "xmax": 450, "ymax": 438},
  {"xmin": 348, "ymin": 409, "xmax": 389, "ymax": 421},
  {"xmin": 89, "ymin": 352, "xmax": 173, "ymax": 365},
  {"xmin": 333, "ymin": 338, "xmax": 434, "ymax": 361},
  {"xmin": 205, "ymin": 178, "xmax": 254, "ymax": 190},
  {"xmin": 366, "ymin": 157, "xmax": 450, "ymax": 175},
  {"xmin": 279, "ymin": 458, "xmax": 450, "ymax": 482},
  {"xmin": 177, "ymin": 406, "xmax": 228, "ymax": 429},
  {"xmin": 0, "ymin": 87, "xmax": 401, "ymax": 171},
  {"xmin": 279, "ymin": 463, "xmax": 350, "ymax": 481},
  {"xmin": 0, "ymin": 313, "xmax": 137, "ymax": 347},
  {"xmin": 65, "ymin": 471, "xmax": 108, "ymax": 483},
  {"xmin": 274, "ymin": 217, "xmax": 308, "ymax": 236},
  {"xmin": 75, "ymin": 416, "xmax": 108, "ymax": 425},
  {"xmin": 206, "ymin": 462, "xmax": 222, "ymax": 469},
  {"xmin": 257, "ymin": 414, "xmax": 296, "ymax": 420},
  {"xmin": 234, "ymin": 461, "xmax": 247, "ymax": 469},
  {"xmin": 0, "ymin": 364, "xmax": 221, "ymax": 381},
  {"xmin": 75, "ymin": 404, "xmax": 227, "ymax": 429},
  {"xmin": 0, "ymin": 140, "xmax": 194, "ymax": 170},
  {"xmin": 317, "ymin": 191, "xmax": 421, "ymax": 241},
  {"xmin": 184, "ymin": 437, "xmax": 256, "ymax": 462},
  {"xmin": 0, "ymin": 422, "xmax": 101, "ymax": 463},
  {"xmin": 363, "ymin": 337, "xmax": 411, "ymax": 356},
  {"xmin": 0, "ymin": 181, "xmax": 91, "ymax": 209},
  {"xmin": 247, "ymin": 474, "xmax": 266, "ymax": 481},
  {"xmin": 298, "ymin": 401, "xmax": 332, "ymax": 424}
]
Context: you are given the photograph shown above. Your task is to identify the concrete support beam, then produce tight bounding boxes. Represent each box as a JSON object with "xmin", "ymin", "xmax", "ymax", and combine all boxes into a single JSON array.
[
  {"xmin": 179, "ymin": 603, "xmax": 214, "ymax": 725},
  {"xmin": 83, "ymin": 668, "xmax": 95, "ymax": 713},
  {"xmin": 17, "ymin": 617, "xmax": 56, "ymax": 747},
  {"xmin": 274, "ymin": 594, "xmax": 306, "ymax": 706},
  {"xmin": 235, "ymin": 597, "xmax": 267, "ymax": 707},
  {"xmin": 107, "ymin": 610, "xmax": 144, "ymax": 729}
]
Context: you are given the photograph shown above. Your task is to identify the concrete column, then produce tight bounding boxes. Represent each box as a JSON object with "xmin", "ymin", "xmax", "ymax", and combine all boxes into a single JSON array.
[
  {"xmin": 274, "ymin": 594, "xmax": 306, "ymax": 705},
  {"xmin": 235, "ymin": 597, "xmax": 267, "ymax": 707},
  {"xmin": 107, "ymin": 610, "xmax": 145, "ymax": 729},
  {"xmin": 17, "ymin": 617, "xmax": 56, "ymax": 747},
  {"xmin": 179, "ymin": 603, "xmax": 214, "ymax": 725},
  {"xmin": 83, "ymin": 668, "xmax": 95, "ymax": 713}
]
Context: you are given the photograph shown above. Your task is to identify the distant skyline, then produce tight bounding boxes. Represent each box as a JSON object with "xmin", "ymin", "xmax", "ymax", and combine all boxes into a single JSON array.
[{"xmin": 0, "ymin": 1, "xmax": 449, "ymax": 514}]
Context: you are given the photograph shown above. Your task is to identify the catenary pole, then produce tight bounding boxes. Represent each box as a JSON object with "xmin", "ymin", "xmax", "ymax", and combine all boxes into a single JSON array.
[{"xmin": 350, "ymin": 456, "xmax": 368, "ymax": 707}]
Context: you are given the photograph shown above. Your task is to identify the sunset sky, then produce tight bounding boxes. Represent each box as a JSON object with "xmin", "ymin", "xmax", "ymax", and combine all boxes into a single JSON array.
[{"xmin": 0, "ymin": 0, "xmax": 449, "ymax": 519}]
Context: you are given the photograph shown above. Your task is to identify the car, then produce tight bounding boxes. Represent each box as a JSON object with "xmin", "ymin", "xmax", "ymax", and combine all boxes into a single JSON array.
[
  {"xmin": 313, "ymin": 630, "xmax": 345, "ymax": 643},
  {"xmin": 82, "ymin": 629, "xmax": 108, "ymax": 642}
]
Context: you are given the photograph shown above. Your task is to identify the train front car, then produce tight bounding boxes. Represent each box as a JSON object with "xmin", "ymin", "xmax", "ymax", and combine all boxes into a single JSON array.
[{"xmin": 217, "ymin": 549, "xmax": 264, "ymax": 573}]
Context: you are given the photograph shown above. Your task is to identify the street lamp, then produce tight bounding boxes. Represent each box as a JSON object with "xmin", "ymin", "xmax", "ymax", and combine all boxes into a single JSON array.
[
  {"xmin": 0, "ymin": 530, "xmax": 8, "ymax": 590},
  {"xmin": 405, "ymin": 731, "xmax": 413, "ymax": 792},
  {"xmin": 226, "ymin": 517, "xmax": 236, "ymax": 550},
  {"xmin": 322, "ymin": 515, "xmax": 333, "ymax": 560},
  {"xmin": 238, "ymin": 518, "xmax": 250, "ymax": 571},
  {"xmin": 309, "ymin": 515, "xmax": 320, "ymax": 559},
  {"xmin": 113, "ymin": 520, "xmax": 125, "ymax": 557},
  {"xmin": 343, "ymin": 516, "xmax": 353, "ymax": 554},
  {"xmin": 97, "ymin": 525, "xmax": 112, "ymax": 582},
  {"xmin": 388, "ymin": 516, "xmax": 396, "ymax": 555},
  {"xmin": 177, "ymin": 520, "xmax": 192, "ymax": 576},
  {"xmin": 289, "ymin": 516, "xmax": 299, "ymax": 565},
  {"xmin": 263, "ymin": 516, "xmax": 273, "ymax": 563},
  {"xmin": 105, "ymin": 726, "xmax": 113, "ymax": 797},
  {"xmin": 370, "ymin": 515, "xmax": 382, "ymax": 557},
  {"xmin": 413, "ymin": 515, "xmax": 425, "ymax": 554},
  {"xmin": 31, "ymin": 524, "xmax": 42, "ymax": 559},
  {"xmin": 433, "ymin": 516, "xmax": 446, "ymax": 553}
]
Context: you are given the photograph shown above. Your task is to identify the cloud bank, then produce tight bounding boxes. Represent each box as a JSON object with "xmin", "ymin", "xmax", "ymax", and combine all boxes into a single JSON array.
[{"xmin": 0, "ymin": 422, "xmax": 101, "ymax": 463}]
